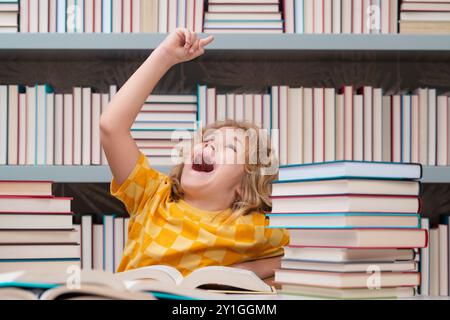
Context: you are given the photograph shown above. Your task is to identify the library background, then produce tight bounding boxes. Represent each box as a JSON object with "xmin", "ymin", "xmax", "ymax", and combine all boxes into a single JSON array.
[{"xmin": 1, "ymin": 0, "xmax": 450, "ymax": 300}]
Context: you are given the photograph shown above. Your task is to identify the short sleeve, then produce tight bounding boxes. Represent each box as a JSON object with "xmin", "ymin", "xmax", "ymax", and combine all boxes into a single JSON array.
[{"xmin": 110, "ymin": 152, "xmax": 170, "ymax": 217}]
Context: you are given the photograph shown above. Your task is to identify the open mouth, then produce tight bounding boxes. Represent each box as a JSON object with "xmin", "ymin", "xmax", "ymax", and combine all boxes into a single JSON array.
[{"xmin": 192, "ymin": 154, "xmax": 215, "ymax": 173}]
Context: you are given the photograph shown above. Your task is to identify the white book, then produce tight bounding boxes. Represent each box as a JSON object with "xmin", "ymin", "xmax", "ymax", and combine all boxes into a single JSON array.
[
  {"xmin": 18, "ymin": 93, "xmax": 27, "ymax": 165},
  {"xmin": 313, "ymin": 88, "xmax": 324, "ymax": 162},
  {"xmin": 314, "ymin": 0, "xmax": 324, "ymax": 33},
  {"xmin": 411, "ymin": 95, "xmax": 420, "ymax": 164},
  {"xmin": 216, "ymin": 94, "xmax": 226, "ymax": 122},
  {"xmin": 226, "ymin": 93, "xmax": 235, "ymax": 120},
  {"xmin": 284, "ymin": 0, "xmax": 294, "ymax": 33},
  {"xmin": 382, "ymin": 95, "xmax": 391, "ymax": 162},
  {"xmin": 324, "ymin": 88, "xmax": 335, "ymax": 162},
  {"xmin": 372, "ymin": 88, "xmax": 383, "ymax": 161},
  {"xmin": 177, "ymin": 0, "xmax": 186, "ymax": 28},
  {"xmin": 20, "ymin": 0, "xmax": 29, "ymax": 32},
  {"xmin": 39, "ymin": 0, "xmax": 49, "ymax": 32},
  {"xmin": 332, "ymin": 0, "xmax": 341, "ymax": 33},
  {"xmin": 390, "ymin": 0, "xmax": 398, "ymax": 34},
  {"xmin": 279, "ymin": 87, "xmax": 288, "ymax": 165},
  {"xmin": 29, "ymin": 0, "xmax": 39, "ymax": 32},
  {"xmin": 402, "ymin": 95, "xmax": 412, "ymax": 163},
  {"xmin": 342, "ymin": 0, "xmax": 352, "ymax": 33},
  {"xmin": 417, "ymin": 88, "xmax": 428, "ymax": 166},
  {"xmin": 235, "ymin": 94, "xmax": 244, "ymax": 122},
  {"xmin": 428, "ymin": 89, "xmax": 437, "ymax": 166},
  {"xmin": 75, "ymin": 0, "xmax": 84, "ymax": 32},
  {"xmin": 244, "ymin": 94, "xmax": 253, "ymax": 123},
  {"xmin": 36, "ymin": 85, "xmax": 47, "ymax": 165},
  {"xmin": 304, "ymin": 0, "xmax": 313, "ymax": 33},
  {"xmin": 93, "ymin": 224, "xmax": 104, "ymax": 270},
  {"xmin": 439, "ymin": 224, "xmax": 448, "ymax": 296},
  {"xmin": 66, "ymin": 0, "xmax": 75, "ymax": 32},
  {"xmin": 101, "ymin": 94, "xmax": 109, "ymax": 165},
  {"xmin": 123, "ymin": 0, "xmax": 132, "ymax": 33},
  {"xmin": 131, "ymin": 0, "xmax": 140, "ymax": 32},
  {"xmin": 92, "ymin": 93, "xmax": 102, "ymax": 165},
  {"xmin": 363, "ymin": 86, "xmax": 372, "ymax": 161},
  {"xmin": 158, "ymin": 0, "xmax": 168, "ymax": 32},
  {"xmin": 324, "ymin": 0, "xmax": 332, "ymax": 33},
  {"xmin": 54, "ymin": 94, "xmax": 64, "ymax": 165},
  {"xmin": 381, "ymin": 0, "xmax": 389, "ymax": 34},
  {"xmin": 287, "ymin": 88, "xmax": 302, "ymax": 164},
  {"xmin": 82, "ymin": 87, "xmax": 92, "ymax": 165},
  {"xmin": 353, "ymin": 94, "xmax": 363, "ymax": 161},
  {"xmin": 26, "ymin": 86, "xmax": 36, "ymax": 165},
  {"xmin": 73, "ymin": 87, "xmax": 82, "ymax": 165},
  {"xmin": 335, "ymin": 92, "xmax": 344, "ymax": 160},
  {"xmin": 114, "ymin": 217, "xmax": 124, "ymax": 271},
  {"xmin": 430, "ymin": 228, "xmax": 439, "ymax": 297},
  {"xmin": 353, "ymin": 0, "xmax": 363, "ymax": 34},
  {"xmin": 391, "ymin": 95, "xmax": 401, "ymax": 163},
  {"xmin": 437, "ymin": 96, "xmax": 447, "ymax": 166},
  {"xmin": 94, "ymin": 0, "xmax": 103, "ymax": 32},
  {"xmin": 197, "ymin": 85, "xmax": 207, "ymax": 127},
  {"xmin": 112, "ymin": 0, "xmax": 123, "ymax": 33},
  {"xmin": 295, "ymin": 0, "xmax": 304, "ymax": 33},
  {"xmin": 254, "ymin": 94, "xmax": 263, "ymax": 128},
  {"xmin": 7, "ymin": 85, "xmax": 18, "ymax": 165},
  {"xmin": 57, "ymin": 0, "xmax": 66, "ymax": 32},
  {"xmin": 46, "ymin": 92, "xmax": 55, "ymax": 165},
  {"xmin": 63, "ymin": 94, "xmax": 74, "ymax": 165},
  {"xmin": 102, "ymin": 0, "xmax": 112, "ymax": 33},
  {"xmin": 81, "ymin": 215, "xmax": 93, "ymax": 270},
  {"xmin": 103, "ymin": 215, "xmax": 114, "ymax": 273},
  {"xmin": 303, "ymin": 88, "xmax": 313, "ymax": 163},
  {"xmin": 370, "ymin": 0, "xmax": 381, "ymax": 34},
  {"xmin": 0, "ymin": 86, "xmax": 7, "ymax": 165},
  {"xmin": 168, "ymin": 0, "xmax": 177, "ymax": 32},
  {"xmin": 344, "ymin": 86, "xmax": 353, "ymax": 160},
  {"xmin": 186, "ymin": 0, "xmax": 195, "ymax": 31},
  {"xmin": 263, "ymin": 94, "xmax": 271, "ymax": 131},
  {"xmin": 207, "ymin": 88, "xmax": 216, "ymax": 125},
  {"xmin": 362, "ymin": 0, "xmax": 371, "ymax": 34},
  {"xmin": 49, "ymin": 0, "xmax": 57, "ymax": 32},
  {"xmin": 420, "ymin": 218, "xmax": 430, "ymax": 296},
  {"xmin": 84, "ymin": 0, "xmax": 94, "ymax": 33},
  {"xmin": 194, "ymin": 0, "xmax": 204, "ymax": 33}
]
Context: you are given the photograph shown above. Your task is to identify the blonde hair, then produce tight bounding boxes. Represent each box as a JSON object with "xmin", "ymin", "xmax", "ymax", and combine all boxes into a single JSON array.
[{"xmin": 169, "ymin": 120, "xmax": 279, "ymax": 224}]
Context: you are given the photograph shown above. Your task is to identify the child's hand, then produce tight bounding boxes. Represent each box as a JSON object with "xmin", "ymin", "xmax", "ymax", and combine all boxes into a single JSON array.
[{"xmin": 157, "ymin": 28, "xmax": 214, "ymax": 66}]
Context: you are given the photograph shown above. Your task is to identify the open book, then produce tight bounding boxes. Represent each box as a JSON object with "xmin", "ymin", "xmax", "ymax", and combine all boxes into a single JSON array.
[
  {"xmin": 0, "ymin": 266, "xmax": 275, "ymax": 300},
  {"xmin": 115, "ymin": 265, "xmax": 276, "ymax": 295}
]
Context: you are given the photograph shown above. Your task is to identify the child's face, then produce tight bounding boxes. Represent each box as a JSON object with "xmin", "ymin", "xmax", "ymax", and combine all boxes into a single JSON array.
[{"xmin": 180, "ymin": 127, "xmax": 246, "ymax": 203}]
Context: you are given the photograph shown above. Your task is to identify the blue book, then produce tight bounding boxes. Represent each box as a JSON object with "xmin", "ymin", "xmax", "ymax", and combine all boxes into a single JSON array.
[
  {"xmin": 102, "ymin": 0, "xmax": 112, "ymax": 33},
  {"xmin": 294, "ymin": 0, "xmax": 304, "ymax": 34},
  {"xmin": 56, "ymin": 0, "xmax": 66, "ymax": 33}
]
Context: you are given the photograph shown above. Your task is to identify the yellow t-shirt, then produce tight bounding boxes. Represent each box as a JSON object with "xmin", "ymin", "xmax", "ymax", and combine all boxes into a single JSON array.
[{"xmin": 110, "ymin": 152, "xmax": 290, "ymax": 276}]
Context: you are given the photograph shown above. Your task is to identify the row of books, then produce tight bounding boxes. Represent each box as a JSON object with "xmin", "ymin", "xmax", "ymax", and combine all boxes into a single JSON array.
[
  {"xmin": 0, "ymin": 0, "xmax": 18, "ymax": 33},
  {"xmin": 284, "ymin": 0, "xmax": 399, "ymax": 34},
  {"xmin": 400, "ymin": 0, "xmax": 450, "ymax": 34},
  {"xmin": 0, "ymin": 180, "xmax": 80, "ymax": 274},
  {"xmin": 268, "ymin": 161, "xmax": 426, "ymax": 299}
]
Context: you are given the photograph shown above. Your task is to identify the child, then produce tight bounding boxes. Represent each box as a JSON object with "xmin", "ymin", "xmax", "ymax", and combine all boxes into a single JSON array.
[{"xmin": 100, "ymin": 29, "xmax": 290, "ymax": 279}]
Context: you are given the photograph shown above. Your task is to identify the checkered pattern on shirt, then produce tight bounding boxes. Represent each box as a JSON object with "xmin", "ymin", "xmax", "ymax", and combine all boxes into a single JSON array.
[{"xmin": 111, "ymin": 152, "xmax": 290, "ymax": 276}]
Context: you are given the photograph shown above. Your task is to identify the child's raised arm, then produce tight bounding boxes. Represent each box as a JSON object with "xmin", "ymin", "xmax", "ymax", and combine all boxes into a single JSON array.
[{"xmin": 100, "ymin": 29, "xmax": 214, "ymax": 185}]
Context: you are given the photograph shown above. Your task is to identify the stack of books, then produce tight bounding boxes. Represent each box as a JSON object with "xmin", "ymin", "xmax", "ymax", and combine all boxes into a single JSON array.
[
  {"xmin": 18, "ymin": 0, "xmax": 204, "ymax": 33},
  {"xmin": 400, "ymin": 0, "xmax": 450, "ymax": 34},
  {"xmin": 131, "ymin": 94, "xmax": 198, "ymax": 166},
  {"xmin": 284, "ymin": 0, "xmax": 399, "ymax": 34},
  {"xmin": 0, "ymin": 0, "xmax": 18, "ymax": 33},
  {"xmin": 0, "ymin": 180, "xmax": 80, "ymax": 274},
  {"xmin": 75, "ymin": 214, "xmax": 129, "ymax": 273},
  {"xmin": 203, "ymin": 0, "xmax": 284, "ymax": 33},
  {"xmin": 268, "ymin": 161, "xmax": 428, "ymax": 299}
]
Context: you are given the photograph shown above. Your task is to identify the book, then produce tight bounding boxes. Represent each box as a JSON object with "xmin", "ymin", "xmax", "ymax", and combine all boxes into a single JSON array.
[{"xmin": 287, "ymin": 228, "xmax": 428, "ymax": 248}]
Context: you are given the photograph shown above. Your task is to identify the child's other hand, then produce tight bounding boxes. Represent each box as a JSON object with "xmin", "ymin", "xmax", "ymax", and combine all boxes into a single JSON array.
[{"xmin": 157, "ymin": 28, "xmax": 214, "ymax": 66}]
